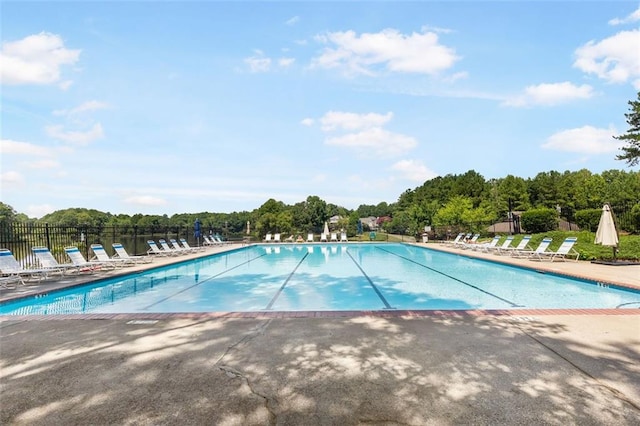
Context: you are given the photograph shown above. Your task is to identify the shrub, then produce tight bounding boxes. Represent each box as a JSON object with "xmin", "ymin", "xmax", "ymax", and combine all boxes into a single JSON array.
[
  {"xmin": 630, "ymin": 203, "xmax": 640, "ymax": 234},
  {"xmin": 574, "ymin": 209, "xmax": 602, "ymax": 232},
  {"xmin": 521, "ymin": 208, "xmax": 558, "ymax": 233}
]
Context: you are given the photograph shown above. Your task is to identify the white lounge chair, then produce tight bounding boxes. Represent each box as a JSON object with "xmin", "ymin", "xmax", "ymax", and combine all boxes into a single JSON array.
[
  {"xmin": 512, "ymin": 237, "xmax": 553, "ymax": 259},
  {"xmin": 340, "ymin": 232, "xmax": 348, "ymax": 242},
  {"xmin": 460, "ymin": 234, "xmax": 483, "ymax": 249},
  {"xmin": 445, "ymin": 233, "xmax": 465, "ymax": 246},
  {"xmin": 498, "ymin": 235, "xmax": 533, "ymax": 256},
  {"xmin": 112, "ymin": 243, "xmax": 153, "ymax": 263},
  {"xmin": 453, "ymin": 233, "xmax": 473, "ymax": 247},
  {"xmin": 320, "ymin": 233, "xmax": 328, "ymax": 242},
  {"xmin": 168, "ymin": 238, "xmax": 191, "ymax": 254},
  {"xmin": 90, "ymin": 244, "xmax": 135, "ymax": 267},
  {"xmin": 530, "ymin": 237, "xmax": 579, "ymax": 262},
  {"xmin": 147, "ymin": 240, "xmax": 173, "ymax": 256},
  {"xmin": 330, "ymin": 233, "xmax": 338, "ymax": 242},
  {"xmin": 213, "ymin": 235, "xmax": 230, "ymax": 245},
  {"xmin": 64, "ymin": 246, "xmax": 111, "ymax": 272},
  {"xmin": 180, "ymin": 238, "xmax": 204, "ymax": 252},
  {"xmin": 307, "ymin": 233, "xmax": 314, "ymax": 243},
  {"xmin": 264, "ymin": 233, "xmax": 273, "ymax": 243},
  {"xmin": 0, "ymin": 248, "xmax": 54, "ymax": 283},
  {"xmin": 32, "ymin": 246, "xmax": 81, "ymax": 275},
  {"xmin": 273, "ymin": 233, "xmax": 282, "ymax": 243},
  {"xmin": 487, "ymin": 236, "xmax": 514, "ymax": 254},
  {"xmin": 159, "ymin": 239, "xmax": 185, "ymax": 255}
]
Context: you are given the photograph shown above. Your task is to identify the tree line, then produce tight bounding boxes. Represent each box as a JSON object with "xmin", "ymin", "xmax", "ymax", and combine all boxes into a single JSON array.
[{"xmin": 1, "ymin": 168, "xmax": 639, "ymax": 238}]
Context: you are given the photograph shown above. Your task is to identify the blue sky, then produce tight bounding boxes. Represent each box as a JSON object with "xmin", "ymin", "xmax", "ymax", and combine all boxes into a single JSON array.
[{"xmin": 2, "ymin": 1, "xmax": 639, "ymax": 218}]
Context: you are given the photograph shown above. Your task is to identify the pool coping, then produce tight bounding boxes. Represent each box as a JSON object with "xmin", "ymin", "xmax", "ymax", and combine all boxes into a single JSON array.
[{"xmin": 1, "ymin": 242, "xmax": 639, "ymax": 320}]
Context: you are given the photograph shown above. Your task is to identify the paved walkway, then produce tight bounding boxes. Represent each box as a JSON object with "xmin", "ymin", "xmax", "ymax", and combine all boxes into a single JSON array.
[{"xmin": 1, "ymin": 242, "xmax": 639, "ymax": 425}]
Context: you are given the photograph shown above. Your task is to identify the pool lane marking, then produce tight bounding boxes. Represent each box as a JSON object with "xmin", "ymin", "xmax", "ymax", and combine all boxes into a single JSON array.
[
  {"xmin": 265, "ymin": 252, "xmax": 309, "ymax": 310},
  {"xmin": 346, "ymin": 251, "xmax": 394, "ymax": 310},
  {"xmin": 142, "ymin": 253, "xmax": 268, "ymax": 310},
  {"xmin": 376, "ymin": 247, "xmax": 522, "ymax": 308}
]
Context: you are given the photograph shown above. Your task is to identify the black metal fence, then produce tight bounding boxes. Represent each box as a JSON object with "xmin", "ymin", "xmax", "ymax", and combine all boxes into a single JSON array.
[{"xmin": 0, "ymin": 223, "xmax": 202, "ymax": 266}]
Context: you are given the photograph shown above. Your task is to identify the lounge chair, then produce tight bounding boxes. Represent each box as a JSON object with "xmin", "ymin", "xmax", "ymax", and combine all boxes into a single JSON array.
[
  {"xmin": 530, "ymin": 237, "xmax": 579, "ymax": 262},
  {"xmin": 453, "ymin": 233, "xmax": 472, "ymax": 247},
  {"xmin": 444, "ymin": 233, "xmax": 465, "ymax": 246},
  {"xmin": 32, "ymin": 246, "xmax": 81, "ymax": 275},
  {"xmin": 180, "ymin": 238, "xmax": 205, "ymax": 252},
  {"xmin": 169, "ymin": 238, "xmax": 192, "ymax": 254},
  {"xmin": 498, "ymin": 235, "xmax": 533, "ymax": 256},
  {"xmin": 90, "ymin": 244, "xmax": 135, "ymax": 267},
  {"xmin": 112, "ymin": 243, "xmax": 153, "ymax": 263},
  {"xmin": 0, "ymin": 274, "xmax": 23, "ymax": 289},
  {"xmin": 460, "ymin": 233, "xmax": 481, "ymax": 248},
  {"xmin": 487, "ymin": 236, "xmax": 514, "ymax": 254},
  {"xmin": 202, "ymin": 235, "xmax": 216, "ymax": 246},
  {"xmin": 213, "ymin": 235, "xmax": 230, "ymax": 245},
  {"xmin": 468, "ymin": 235, "xmax": 500, "ymax": 251},
  {"xmin": 330, "ymin": 233, "xmax": 338, "ymax": 242},
  {"xmin": 340, "ymin": 232, "xmax": 348, "ymax": 242},
  {"xmin": 264, "ymin": 233, "xmax": 273, "ymax": 243},
  {"xmin": 0, "ymin": 248, "xmax": 54, "ymax": 283},
  {"xmin": 147, "ymin": 240, "xmax": 173, "ymax": 256},
  {"xmin": 320, "ymin": 233, "xmax": 328, "ymax": 242},
  {"xmin": 307, "ymin": 233, "xmax": 314, "ymax": 243},
  {"xmin": 274, "ymin": 233, "xmax": 282, "ymax": 243},
  {"xmin": 511, "ymin": 237, "xmax": 553, "ymax": 259},
  {"xmin": 64, "ymin": 246, "xmax": 111, "ymax": 272},
  {"xmin": 159, "ymin": 239, "xmax": 185, "ymax": 255}
]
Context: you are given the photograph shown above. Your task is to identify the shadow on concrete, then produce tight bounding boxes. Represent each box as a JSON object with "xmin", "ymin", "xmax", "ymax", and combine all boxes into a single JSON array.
[{"xmin": 1, "ymin": 314, "xmax": 639, "ymax": 425}]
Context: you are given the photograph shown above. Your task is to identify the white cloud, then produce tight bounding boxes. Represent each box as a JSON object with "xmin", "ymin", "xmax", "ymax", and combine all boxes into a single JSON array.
[
  {"xmin": 325, "ymin": 127, "xmax": 417, "ymax": 157},
  {"xmin": 301, "ymin": 118, "xmax": 315, "ymax": 126},
  {"xmin": 27, "ymin": 159, "xmax": 60, "ymax": 169},
  {"xmin": 0, "ymin": 32, "xmax": 80, "ymax": 86},
  {"xmin": 278, "ymin": 57, "xmax": 295, "ymax": 68},
  {"xmin": 52, "ymin": 100, "xmax": 109, "ymax": 116},
  {"xmin": 1, "ymin": 171, "xmax": 25, "ymax": 187},
  {"xmin": 574, "ymin": 30, "xmax": 640, "ymax": 89},
  {"xmin": 123, "ymin": 195, "xmax": 168, "ymax": 206},
  {"xmin": 46, "ymin": 123, "xmax": 104, "ymax": 145},
  {"xmin": 26, "ymin": 204, "xmax": 56, "ymax": 219},
  {"xmin": 390, "ymin": 159, "xmax": 438, "ymax": 182},
  {"xmin": 1, "ymin": 139, "xmax": 54, "ymax": 156},
  {"xmin": 312, "ymin": 28, "xmax": 459, "ymax": 76},
  {"xmin": 286, "ymin": 16, "xmax": 300, "ymax": 26},
  {"xmin": 244, "ymin": 51, "xmax": 271, "ymax": 73},
  {"xmin": 503, "ymin": 82, "xmax": 594, "ymax": 107},
  {"xmin": 608, "ymin": 7, "xmax": 640, "ymax": 25},
  {"xmin": 542, "ymin": 125, "xmax": 621, "ymax": 154},
  {"xmin": 320, "ymin": 111, "xmax": 393, "ymax": 131}
]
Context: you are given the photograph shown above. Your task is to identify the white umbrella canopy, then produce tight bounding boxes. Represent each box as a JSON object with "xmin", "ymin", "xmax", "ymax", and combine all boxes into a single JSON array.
[
  {"xmin": 595, "ymin": 204, "xmax": 619, "ymax": 247},
  {"xmin": 323, "ymin": 221, "xmax": 329, "ymax": 236},
  {"xmin": 595, "ymin": 204, "xmax": 619, "ymax": 260}
]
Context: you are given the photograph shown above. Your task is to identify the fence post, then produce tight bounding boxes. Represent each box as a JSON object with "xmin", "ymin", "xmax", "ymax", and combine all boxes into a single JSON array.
[
  {"xmin": 134, "ymin": 225, "xmax": 138, "ymax": 255},
  {"xmin": 45, "ymin": 223, "xmax": 51, "ymax": 249}
]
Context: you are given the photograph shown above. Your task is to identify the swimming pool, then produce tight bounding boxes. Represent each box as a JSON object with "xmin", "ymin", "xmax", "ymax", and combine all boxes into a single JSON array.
[{"xmin": 1, "ymin": 243, "xmax": 639, "ymax": 315}]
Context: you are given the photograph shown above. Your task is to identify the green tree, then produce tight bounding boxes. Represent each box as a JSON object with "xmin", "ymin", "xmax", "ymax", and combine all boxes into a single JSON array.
[
  {"xmin": 615, "ymin": 91, "xmax": 640, "ymax": 166},
  {"xmin": 0, "ymin": 202, "xmax": 17, "ymax": 225}
]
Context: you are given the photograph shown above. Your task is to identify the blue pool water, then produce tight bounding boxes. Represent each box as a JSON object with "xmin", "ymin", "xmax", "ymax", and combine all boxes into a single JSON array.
[{"xmin": 1, "ymin": 243, "xmax": 639, "ymax": 315}]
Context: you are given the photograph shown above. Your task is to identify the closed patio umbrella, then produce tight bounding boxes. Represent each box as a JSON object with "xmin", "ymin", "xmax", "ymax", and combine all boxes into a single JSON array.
[
  {"xmin": 595, "ymin": 204, "xmax": 618, "ymax": 260},
  {"xmin": 324, "ymin": 221, "xmax": 329, "ymax": 236},
  {"xmin": 194, "ymin": 218, "xmax": 202, "ymax": 246}
]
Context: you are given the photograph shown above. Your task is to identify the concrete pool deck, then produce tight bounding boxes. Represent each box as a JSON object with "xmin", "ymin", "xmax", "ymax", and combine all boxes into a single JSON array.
[{"xmin": 1, "ymin": 242, "xmax": 639, "ymax": 424}]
